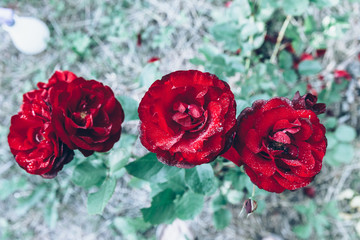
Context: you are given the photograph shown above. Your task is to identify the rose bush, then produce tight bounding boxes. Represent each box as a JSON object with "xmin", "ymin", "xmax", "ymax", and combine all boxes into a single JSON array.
[
  {"xmin": 8, "ymin": 89, "xmax": 74, "ymax": 178},
  {"xmin": 226, "ymin": 92, "xmax": 327, "ymax": 193},
  {"xmin": 138, "ymin": 70, "xmax": 236, "ymax": 168},
  {"xmin": 49, "ymin": 77, "xmax": 124, "ymax": 157}
]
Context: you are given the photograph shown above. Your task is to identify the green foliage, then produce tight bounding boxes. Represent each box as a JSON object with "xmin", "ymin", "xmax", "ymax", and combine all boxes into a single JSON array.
[
  {"xmin": 71, "ymin": 161, "xmax": 107, "ymax": 188},
  {"xmin": 213, "ymin": 208, "xmax": 232, "ymax": 230},
  {"xmin": 117, "ymin": 96, "xmax": 139, "ymax": 121},
  {"xmin": 138, "ymin": 62, "xmax": 160, "ymax": 88},
  {"xmin": 87, "ymin": 177, "xmax": 117, "ymax": 215},
  {"xmin": 4, "ymin": 0, "xmax": 358, "ymax": 237},
  {"xmin": 281, "ymin": 0, "xmax": 310, "ymax": 16},
  {"xmin": 108, "ymin": 134, "xmax": 137, "ymax": 176},
  {"xmin": 298, "ymin": 60, "xmax": 322, "ymax": 76},
  {"xmin": 190, "ymin": 45, "xmax": 245, "ymax": 80},
  {"xmin": 125, "ymin": 153, "xmax": 182, "ymax": 183},
  {"xmin": 141, "ymin": 189, "xmax": 177, "ymax": 224},
  {"xmin": 112, "ymin": 217, "xmax": 152, "ymax": 240},
  {"xmin": 325, "ymin": 124, "xmax": 356, "ymax": 166},
  {"xmin": 174, "ymin": 191, "xmax": 204, "ymax": 220},
  {"xmin": 184, "ymin": 165, "xmax": 216, "ymax": 195},
  {"xmin": 293, "ymin": 200, "xmax": 339, "ymax": 239}
]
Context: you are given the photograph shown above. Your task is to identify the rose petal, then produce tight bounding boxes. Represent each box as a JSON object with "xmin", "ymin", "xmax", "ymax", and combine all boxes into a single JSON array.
[{"xmin": 245, "ymin": 166, "xmax": 285, "ymax": 193}]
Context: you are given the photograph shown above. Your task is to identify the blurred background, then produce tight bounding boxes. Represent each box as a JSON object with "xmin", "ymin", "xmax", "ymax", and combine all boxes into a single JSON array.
[{"xmin": 1, "ymin": 0, "xmax": 360, "ymax": 239}]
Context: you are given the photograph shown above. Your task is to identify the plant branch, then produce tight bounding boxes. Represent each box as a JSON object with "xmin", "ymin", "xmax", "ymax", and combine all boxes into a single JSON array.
[{"xmin": 270, "ymin": 15, "xmax": 292, "ymax": 64}]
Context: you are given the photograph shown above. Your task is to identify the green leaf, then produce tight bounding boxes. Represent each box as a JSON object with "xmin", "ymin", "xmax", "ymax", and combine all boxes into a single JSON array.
[
  {"xmin": 332, "ymin": 143, "xmax": 354, "ymax": 164},
  {"xmin": 227, "ymin": 190, "xmax": 243, "ymax": 205},
  {"xmin": 334, "ymin": 124, "xmax": 356, "ymax": 142},
  {"xmin": 71, "ymin": 162, "xmax": 107, "ymax": 188},
  {"xmin": 185, "ymin": 165, "xmax": 216, "ymax": 195},
  {"xmin": 117, "ymin": 95, "xmax": 139, "ymax": 121},
  {"xmin": 157, "ymin": 169, "xmax": 187, "ymax": 193},
  {"xmin": 139, "ymin": 63, "xmax": 158, "ymax": 88},
  {"xmin": 87, "ymin": 177, "xmax": 117, "ymax": 215},
  {"xmin": 175, "ymin": 191, "xmax": 204, "ymax": 220},
  {"xmin": 304, "ymin": 16, "xmax": 317, "ymax": 34},
  {"xmin": 212, "ymin": 194, "xmax": 227, "ymax": 212},
  {"xmin": 313, "ymin": 214, "xmax": 329, "ymax": 236},
  {"xmin": 293, "ymin": 223, "xmax": 313, "ymax": 239},
  {"xmin": 189, "ymin": 57, "xmax": 205, "ymax": 66},
  {"xmin": 213, "ymin": 208, "xmax": 232, "ymax": 230},
  {"xmin": 326, "ymin": 133, "xmax": 337, "ymax": 150},
  {"xmin": 113, "ymin": 217, "xmax": 151, "ymax": 240},
  {"xmin": 282, "ymin": 0, "xmax": 309, "ymax": 16},
  {"xmin": 141, "ymin": 189, "xmax": 177, "ymax": 224},
  {"xmin": 236, "ymin": 99, "xmax": 250, "ymax": 115},
  {"xmin": 321, "ymin": 201, "xmax": 339, "ymax": 219},
  {"xmin": 72, "ymin": 34, "xmax": 91, "ymax": 55},
  {"xmin": 298, "ymin": 60, "xmax": 322, "ymax": 76},
  {"xmin": 310, "ymin": 0, "xmax": 339, "ymax": 8},
  {"xmin": 109, "ymin": 134, "xmax": 137, "ymax": 175},
  {"xmin": 228, "ymin": 0, "xmax": 251, "ymax": 20},
  {"xmin": 199, "ymin": 45, "xmax": 220, "ymax": 61},
  {"xmin": 210, "ymin": 23, "xmax": 240, "ymax": 51},
  {"xmin": 125, "ymin": 153, "xmax": 181, "ymax": 183},
  {"xmin": 324, "ymin": 117, "xmax": 337, "ymax": 129},
  {"xmin": 279, "ymin": 51, "xmax": 293, "ymax": 69}
]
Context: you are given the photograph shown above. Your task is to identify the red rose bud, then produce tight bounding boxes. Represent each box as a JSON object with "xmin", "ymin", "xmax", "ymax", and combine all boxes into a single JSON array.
[
  {"xmin": 147, "ymin": 57, "xmax": 160, "ymax": 63},
  {"xmin": 240, "ymin": 199, "xmax": 258, "ymax": 217},
  {"xmin": 244, "ymin": 199, "xmax": 257, "ymax": 214},
  {"xmin": 225, "ymin": 93, "xmax": 327, "ymax": 193},
  {"xmin": 334, "ymin": 70, "xmax": 351, "ymax": 81},
  {"xmin": 303, "ymin": 186, "xmax": 316, "ymax": 198},
  {"xmin": 300, "ymin": 53, "xmax": 314, "ymax": 62},
  {"xmin": 8, "ymin": 89, "xmax": 74, "ymax": 178},
  {"xmin": 138, "ymin": 70, "xmax": 236, "ymax": 168},
  {"xmin": 137, "ymin": 32, "xmax": 142, "ymax": 47},
  {"xmin": 225, "ymin": 1, "xmax": 232, "ymax": 8},
  {"xmin": 316, "ymin": 49, "xmax": 326, "ymax": 58},
  {"xmin": 292, "ymin": 91, "xmax": 325, "ymax": 115},
  {"xmin": 49, "ymin": 75, "xmax": 124, "ymax": 157},
  {"xmin": 284, "ymin": 43, "xmax": 295, "ymax": 54}
]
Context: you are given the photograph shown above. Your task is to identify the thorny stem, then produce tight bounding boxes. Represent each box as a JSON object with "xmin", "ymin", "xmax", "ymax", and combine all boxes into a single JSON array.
[{"xmin": 270, "ymin": 15, "xmax": 292, "ymax": 64}]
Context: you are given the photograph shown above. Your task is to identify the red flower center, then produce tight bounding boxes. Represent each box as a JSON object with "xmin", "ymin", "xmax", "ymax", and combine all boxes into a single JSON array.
[
  {"xmin": 172, "ymin": 101, "xmax": 207, "ymax": 132},
  {"xmin": 259, "ymin": 119, "xmax": 302, "ymax": 170}
]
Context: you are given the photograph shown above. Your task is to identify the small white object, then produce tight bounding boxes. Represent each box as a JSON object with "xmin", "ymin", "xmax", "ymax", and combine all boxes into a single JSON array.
[
  {"xmin": 3, "ymin": 15, "xmax": 50, "ymax": 55},
  {"xmin": 156, "ymin": 219, "xmax": 194, "ymax": 240}
]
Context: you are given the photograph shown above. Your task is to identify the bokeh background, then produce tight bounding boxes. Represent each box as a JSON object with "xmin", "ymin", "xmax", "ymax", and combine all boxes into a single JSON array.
[{"xmin": 1, "ymin": 0, "xmax": 360, "ymax": 239}]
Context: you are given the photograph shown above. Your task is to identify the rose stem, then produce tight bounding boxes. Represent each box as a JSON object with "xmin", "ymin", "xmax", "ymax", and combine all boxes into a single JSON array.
[{"xmin": 270, "ymin": 15, "xmax": 292, "ymax": 64}]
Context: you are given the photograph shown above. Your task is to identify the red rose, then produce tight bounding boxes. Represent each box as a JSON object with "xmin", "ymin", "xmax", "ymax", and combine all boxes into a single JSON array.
[
  {"xmin": 334, "ymin": 70, "xmax": 351, "ymax": 81},
  {"xmin": 49, "ymin": 77, "xmax": 124, "ymax": 156},
  {"xmin": 227, "ymin": 92, "xmax": 327, "ymax": 193},
  {"xmin": 8, "ymin": 90, "xmax": 74, "ymax": 178},
  {"xmin": 37, "ymin": 70, "xmax": 78, "ymax": 90},
  {"xmin": 138, "ymin": 70, "xmax": 236, "ymax": 168}
]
